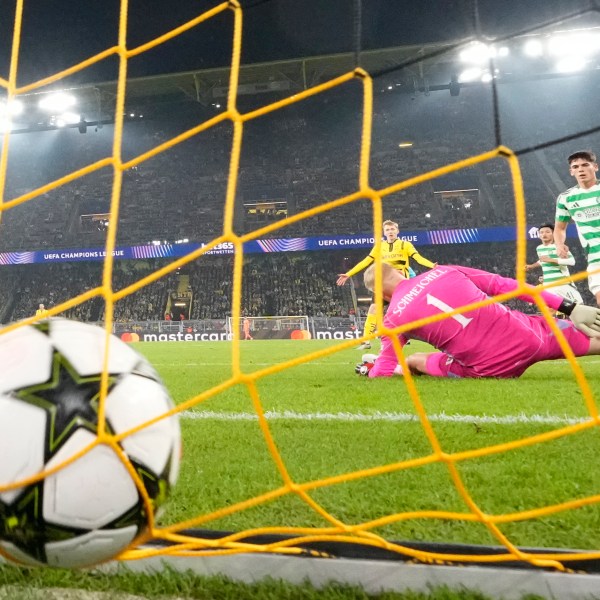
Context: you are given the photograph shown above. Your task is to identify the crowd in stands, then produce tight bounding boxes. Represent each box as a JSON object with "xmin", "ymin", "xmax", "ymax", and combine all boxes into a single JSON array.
[
  {"xmin": 0, "ymin": 241, "xmax": 592, "ymax": 324},
  {"xmin": 187, "ymin": 253, "xmax": 352, "ymax": 319},
  {"xmin": 189, "ymin": 257, "xmax": 235, "ymax": 320},
  {"xmin": 7, "ymin": 263, "xmax": 102, "ymax": 323},
  {"xmin": 0, "ymin": 79, "xmax": 595, "ymax": 253},
  {"xmin": 3, "ymin": 260, "xmax": 178, "ymax": 323},
  {"xmin": 242, "ymin": 254, "xmax": 352, "ymax": 318},
  {"xmin": 0, "ymin": 76, "xmax": 596, "ymax": 324}
]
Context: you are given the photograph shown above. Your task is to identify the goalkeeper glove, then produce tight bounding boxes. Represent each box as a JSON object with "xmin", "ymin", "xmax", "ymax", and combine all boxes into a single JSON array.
[
  {"xmin": 564, "ymin": 302, "xmax": 600, "ymax": 338},
  {"xmin": 355, "ymin": 359, "xmax": 375, "ymax": 376}
]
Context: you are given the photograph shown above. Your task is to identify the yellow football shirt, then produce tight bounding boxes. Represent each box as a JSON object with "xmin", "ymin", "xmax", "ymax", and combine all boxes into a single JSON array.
[{"xmin": 345, "ymin": 239, "xmax": 435, "ymax": 278}]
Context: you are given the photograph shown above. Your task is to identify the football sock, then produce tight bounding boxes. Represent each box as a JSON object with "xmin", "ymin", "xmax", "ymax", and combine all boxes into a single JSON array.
[{"xmin": 363, "ymin": 313, "xmax": 378, "ymax": 338}]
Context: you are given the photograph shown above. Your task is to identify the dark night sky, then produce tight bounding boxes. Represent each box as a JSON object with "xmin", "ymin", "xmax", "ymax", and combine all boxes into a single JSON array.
[{"xmin": 0, "ymin": 0, "xmax": 592, "ymax": 86}]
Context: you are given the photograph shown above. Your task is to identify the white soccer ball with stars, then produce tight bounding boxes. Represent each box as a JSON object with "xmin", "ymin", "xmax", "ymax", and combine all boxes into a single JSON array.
[{"xmin": 0, "ymin": 319, "xmax": 181, "ymax": 568}]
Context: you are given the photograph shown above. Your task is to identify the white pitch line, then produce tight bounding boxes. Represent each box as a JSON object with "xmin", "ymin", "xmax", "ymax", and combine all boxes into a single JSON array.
[
  {"xmin": 180, "ymin": 410, "xmax": 588, "ymax": 426},
  {"xmin": 153, "ymin": 359, "xmax": 600, "ymax": 367},
  {"xmin": 151, "ymin": 362, "xmax": 352, "ymax": 367}
]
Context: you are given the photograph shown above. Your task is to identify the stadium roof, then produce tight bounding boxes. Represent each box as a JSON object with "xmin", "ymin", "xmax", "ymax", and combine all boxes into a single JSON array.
[
  {"xmin": 7, "ymin": 22, "xmax": 600, "ymax": 133},
  {"xmin": 94, "ymin": 41, "xmax": 460, "ymax": 106},
  {"xmin": 5, "ymin": 41, "xmax": 460, "ymax": 133}
]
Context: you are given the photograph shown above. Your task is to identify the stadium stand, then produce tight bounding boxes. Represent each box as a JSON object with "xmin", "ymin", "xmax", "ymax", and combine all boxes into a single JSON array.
[
  {"xmin": 0, "ymin": 81, "xmax": 587, "ymax": 252},
  {"xmin": 0, "ymin": 243, "xmax": 590, "ymax": 323}
]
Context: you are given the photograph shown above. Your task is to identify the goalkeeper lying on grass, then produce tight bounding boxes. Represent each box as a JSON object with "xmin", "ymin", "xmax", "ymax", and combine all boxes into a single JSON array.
[{"xmin": 356, "ymin": 263, "xmax": 600, "ymax": 379}]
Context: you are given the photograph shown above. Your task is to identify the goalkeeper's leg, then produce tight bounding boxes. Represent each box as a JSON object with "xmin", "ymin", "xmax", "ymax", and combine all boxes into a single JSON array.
[
  {"xmin": 358, "ymin": 304, "xmax": 378, "ymax": 350},
  {"xmin": 407, "ymin": 352, "xmax": 454, "ymax": 377}
]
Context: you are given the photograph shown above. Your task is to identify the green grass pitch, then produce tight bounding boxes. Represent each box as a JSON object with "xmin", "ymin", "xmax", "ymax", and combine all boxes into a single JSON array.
[
  {"xmin": 138, "ymin": 339, "xmax": 600, "ymax": 552},
  {"xmin": 2, "ymin": 338, "xmax": 600, "ymax": 600}
]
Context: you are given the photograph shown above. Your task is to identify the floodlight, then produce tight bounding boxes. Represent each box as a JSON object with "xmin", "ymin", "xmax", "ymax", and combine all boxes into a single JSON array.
[
  {"xmin": 39, "ymin": 92, "xmax": 76, "ymax": 112},
  {"xmin": 459, "ymin": 41, "xmax": 494, "ymax": 64},
  {"xmin": 0, "ymin": 99, "xmax": 23, "ymax": 117},
  {"xmin": 481, "ymin": 72, "xmax": 493, "ymax": 83},
  {"xmin": 548, "ymin": 35, "xmax": 573, "ymax": 57},
  {"xmin": 54, "ymin": 112, "xmax": 81, "ymax": 128},
  {"xmin": 548, "ymin": 32, "xmax": 600, "ymax": 58},
  {"xmin": 523, "ymin": 39, "xmax": 544, "ymax": 57},
  {"xmin": 8, "ymin": 100, "xmax": 22, "ymax": 116},
  {"xmin": 57, "ymin": 111, "xmax": 81, "ymax": 125},
  {"xmin": 555, "ymin": 57, "xmax": 586, "ymax": 73},
  {"xmin": 458, "ymin": 67, "xmax": 483, "ymax": 83}
]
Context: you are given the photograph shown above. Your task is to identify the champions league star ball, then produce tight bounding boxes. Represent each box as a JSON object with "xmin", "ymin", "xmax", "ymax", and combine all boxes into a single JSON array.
[{"xmin": 0, "ymin": 319, "xmax": 181, "ymax": 568}]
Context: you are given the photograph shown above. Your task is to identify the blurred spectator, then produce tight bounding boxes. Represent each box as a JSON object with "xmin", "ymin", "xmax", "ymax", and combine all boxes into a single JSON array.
[
  {"xmin": 0, "ymin": 242, "xmax": 590, "ymax": 324},
  {"xmin": 0, "ymin": 85, "xmax": 593, "ymax": 252}
]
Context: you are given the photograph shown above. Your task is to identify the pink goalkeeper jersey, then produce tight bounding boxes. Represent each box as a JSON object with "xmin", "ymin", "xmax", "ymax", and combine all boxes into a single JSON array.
[{"xmin": 369, "ymin": 265, "xmax": 580, "ymax": 379}]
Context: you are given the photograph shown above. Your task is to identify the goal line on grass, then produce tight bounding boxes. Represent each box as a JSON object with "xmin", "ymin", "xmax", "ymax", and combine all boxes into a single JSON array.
[{"xmin": 181, "ymin": 410, "xmax": 586, "ymax": 426}]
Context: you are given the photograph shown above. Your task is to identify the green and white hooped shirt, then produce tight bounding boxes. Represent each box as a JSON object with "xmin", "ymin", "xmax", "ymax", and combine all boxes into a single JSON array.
[
  {"xmin": 556, "ymin": 181, "xmax": 600, "ymax": 266},
  {"xmin": 536, "ymin": 244, "xmax": 574, "ymax": 284}
]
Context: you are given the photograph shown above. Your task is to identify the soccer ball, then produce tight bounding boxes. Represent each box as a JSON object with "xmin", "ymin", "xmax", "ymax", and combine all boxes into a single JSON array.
[{"xmin": 0, "ymin": 319, "xmax": 181, "ymax": 568}]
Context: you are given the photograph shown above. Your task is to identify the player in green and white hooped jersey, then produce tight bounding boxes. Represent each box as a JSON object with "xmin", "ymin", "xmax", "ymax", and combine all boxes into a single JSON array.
[
  {"xmin": 554, "ymin": 150, "xmax": 600, "ymax": 305},
  {"xmin": 526, "ymin": 223, "xmax": 583, "ymax": 305}
]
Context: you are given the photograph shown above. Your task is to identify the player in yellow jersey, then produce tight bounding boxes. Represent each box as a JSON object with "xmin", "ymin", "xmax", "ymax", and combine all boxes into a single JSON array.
[
  {"xmin": 35, "ymin": 303, "xmax": 49, "ymax": 318},
  {"xmin": 336, "ymin": 220, "xmax": 437, "ymax": 349}
]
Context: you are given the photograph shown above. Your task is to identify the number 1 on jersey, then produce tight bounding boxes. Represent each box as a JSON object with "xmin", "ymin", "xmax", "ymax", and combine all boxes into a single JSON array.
[{"xmin": 426, "ymin": 294, "xmax": 473, "ymax": 329}]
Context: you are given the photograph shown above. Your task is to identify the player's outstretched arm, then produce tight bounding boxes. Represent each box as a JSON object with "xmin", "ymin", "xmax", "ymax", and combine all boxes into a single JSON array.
[
  {"xmin": 561, "ymin": 301, "xmax": 600, "ymax": 338},
  {"xmin": 460, "ymin": 266, "xmax": 600, "ymax": 337},
  {"xmin": 411, "ymin": 250, "xmax": 436, "ymax": 269},
  {"xmin": 553, "ymin": 220, "xmax": 569, "ymax": 258},
  {"xmin": 538, "ymin": 255, "xmax": 575, "ymax": 266},
  {"xmin": 452, "ymin": 265, "xmax": 570, "ymax": 313},
  {"xmin": 342, "ymin": 255, "xmax": 376, "ymax": 282},
  {"xmin": 337, "ymin": 254, "xmax": 375, "ymax": 286}
]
